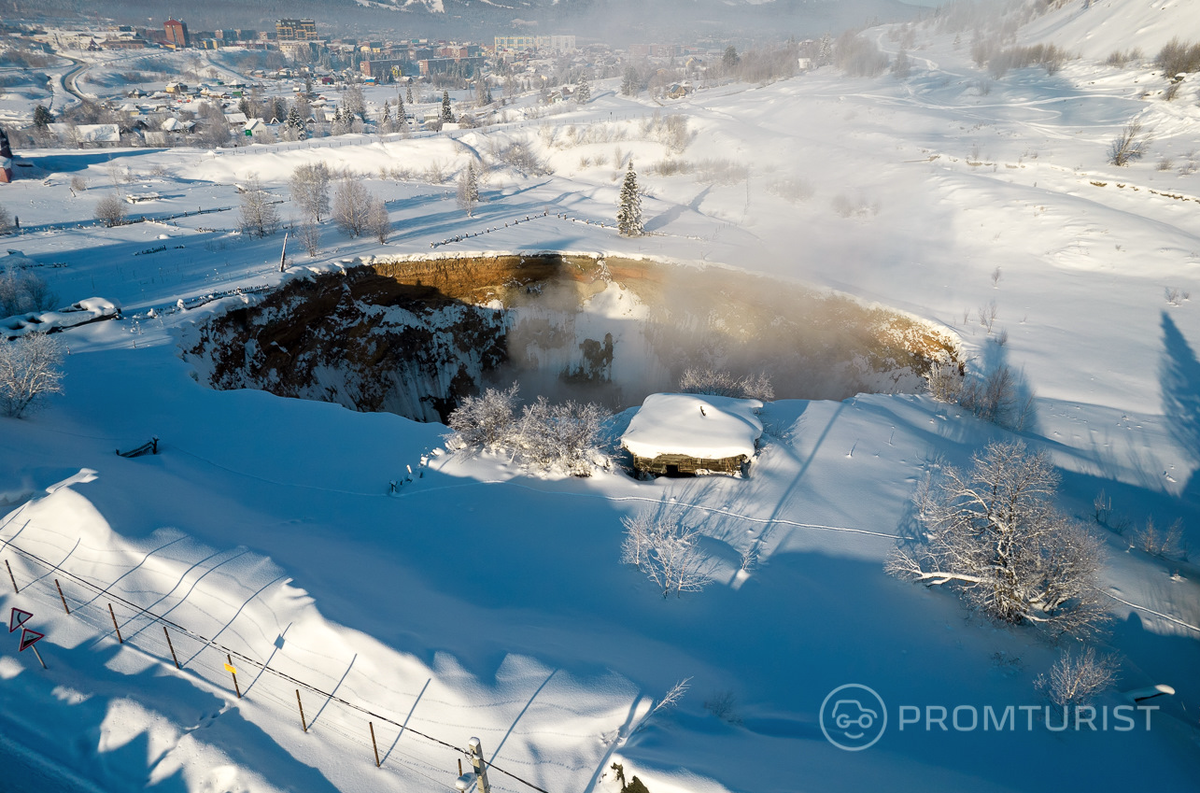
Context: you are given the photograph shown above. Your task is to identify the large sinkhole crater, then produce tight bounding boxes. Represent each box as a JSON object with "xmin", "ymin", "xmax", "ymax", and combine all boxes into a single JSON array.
[{"xmin": 183, "ymin": 254, "xmax": 960, "ymax": 423}]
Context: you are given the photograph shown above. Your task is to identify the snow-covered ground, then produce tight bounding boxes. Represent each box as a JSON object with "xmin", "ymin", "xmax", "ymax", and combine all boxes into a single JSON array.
[{"xmin": 2, "ymin": 1, "xmax": 1200, "ymax": 791}]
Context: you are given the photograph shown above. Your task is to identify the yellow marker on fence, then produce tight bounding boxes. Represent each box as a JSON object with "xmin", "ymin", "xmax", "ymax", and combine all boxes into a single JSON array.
[{"xmin": 225, "ymin": 654, "xmax": 241, "ymax": 699}]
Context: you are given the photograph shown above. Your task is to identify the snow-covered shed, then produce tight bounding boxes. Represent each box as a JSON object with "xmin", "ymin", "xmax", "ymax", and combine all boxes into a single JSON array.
[{"xmin": 621, "ymin": 393, "xmax": 763, "ymax": 476}]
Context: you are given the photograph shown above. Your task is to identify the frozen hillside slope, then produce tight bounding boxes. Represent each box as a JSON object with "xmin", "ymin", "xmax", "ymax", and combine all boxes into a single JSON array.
[{"xmin": 1020, "ymin": 0, "xmax": 1200, "ymax": 60}]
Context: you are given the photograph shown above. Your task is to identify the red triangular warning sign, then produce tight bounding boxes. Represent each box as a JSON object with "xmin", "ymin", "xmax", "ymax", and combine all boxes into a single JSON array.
[
  {"xmin": 9, "ymin": 608, "xmax": 32, "ymax": 633},
  {"xmin": 19, "ymin": 627, "xmax": 43, "ymax": 652}
]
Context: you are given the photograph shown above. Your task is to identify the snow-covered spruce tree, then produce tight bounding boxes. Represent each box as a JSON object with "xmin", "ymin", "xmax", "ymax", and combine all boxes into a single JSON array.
[
  {"xmin": 238, "ymin": 172, "xmax": 279, "ymax": 238},
  {"xmin": 284, "ymin": 106, "xmax": 306, "ymax": 140},
  {"xmin": 289, "ymin": 162, "xmax": 331, "ymax": 222},
  {"xmin": 0, "ymin": 333, "xmax": 64, "ymax": 418},
  {"xmin": 0, "ymin": 204, "xmax": 11, "ymax": 234},
  {"xmin": 380, "ymin": 101, "xmax": 392, "ymax": 134},
  {"xmin": 887, "ymin": 440, "xmax": 1107, "ymax": 637},
  {"xmin": 395, "ymin": 95, "xmax": 409, "ymax": 132},
  {"xmin": 445, "ymin": 384, "xmax": 520, "ymax": 450},
  {"xmin": 575, "ymin": 74, "xmax": 591, "ymax": 103},
  {"xmin": 406, "ymin": 84, "xmax": 414, "ymax": 105},
  {"xmin": 617, "ymin": 162, "xmax": 644, "ymax": 237},
  {"xmin": 621, "ymin": 507, "xmax": 716, "ymax": 598},
  {"xmin": 440, "ymin": 90, "xmax": 454, "ymax": 123},
  {"xmin": 456, "ymin": 163, "xmax": 480, "ymax": 217}
]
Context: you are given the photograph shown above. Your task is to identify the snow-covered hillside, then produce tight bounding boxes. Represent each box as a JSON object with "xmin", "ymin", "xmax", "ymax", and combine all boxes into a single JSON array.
[{"xmin": 2, "ymin": 1, "xmax": 1199, "ymax": 791}]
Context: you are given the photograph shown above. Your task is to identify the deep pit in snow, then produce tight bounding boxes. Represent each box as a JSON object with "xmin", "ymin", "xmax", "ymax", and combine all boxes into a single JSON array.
[{"xmin": 183, "ymin": 254, "xmax": 960, "ymax": 423}]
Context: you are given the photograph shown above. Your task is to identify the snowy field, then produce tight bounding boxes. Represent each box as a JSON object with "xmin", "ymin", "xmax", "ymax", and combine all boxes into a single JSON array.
[{"xmin": 2, "ymin": 1, "xmax": 1200, "ymax": 791}]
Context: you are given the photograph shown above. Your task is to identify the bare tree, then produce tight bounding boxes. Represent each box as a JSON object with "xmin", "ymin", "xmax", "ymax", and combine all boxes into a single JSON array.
[
  {"xmin": 1036, "ymin": 647, "xmax": 1118, "ymax": 706},
  {"xmin": 369, "ymin": 197, "xmax": 391, "ymax": 243},
  {"xmin": 298, "ymin": 218, "xmax": 321, "ymax": 257},
  {"xmin": 446, "ymin": 384, "xmax": 520, "ymax": 450},
  {"xmin": 238, "ymin": 172, "xmax": 279, "ymax": 238},
  {"xmin": 332, "ymin": 176, "xmax": 372, "ymax": 237},
  {"xmin": 887, "ymin": 440, "xmax": 1108, "ymax": 637},
  {"xmin": 1133, "ymin": 516, "xmax": 1187, "ymax": 560},
  {"xmin": 289, "ymin": 162, "xmax": 331, "ymax": 221},
  {"xmin": 94, "ymin": 193, "xmax": 127, "ymax": 227},
  {"xmin": 0, "ymin": 333, "xmax": 65, "ymax": 417},
  {"xmin": 622, "ymin": 507, "xmax": 716, "ymax": 598},
  {"xmin": 1109, "ymin": 120, "xmax": 1148, "ymax": 166}
]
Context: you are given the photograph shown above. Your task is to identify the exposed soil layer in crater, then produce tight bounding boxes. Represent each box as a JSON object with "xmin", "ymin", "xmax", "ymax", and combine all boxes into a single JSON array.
[{"xmin": 184, "ymin": 253, "xmax": 960, "ymax": 423}]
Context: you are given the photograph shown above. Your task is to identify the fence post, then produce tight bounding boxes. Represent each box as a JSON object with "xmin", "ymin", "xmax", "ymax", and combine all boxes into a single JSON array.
[
  {"xmin": 163, "ymin": 626, "xmax": 180, "ymax": 669},
  {"xmin": 55, "ymin": 579, "xmax": 70, "ymax": 614},
  {"xmin": 296, "ymin": 689, "xmax": 307, "ymax": 732},
  {"xmin": 5, "ymin": 559, "xmax": 17, "ymax": 593},
  {"xmin": 108, "ymin": 603, "xmax": 123, "ymax": 643},
  {"xmin": 226, "ymin": 653, "xmax": 241, "ymax": 698},
  {"xmin": 469, "ymin": 737, "xmax": 491, "ymax": 793},
  {"xmin": 370, "ymin": 722, "xmax": 381, "ymax": 768}
]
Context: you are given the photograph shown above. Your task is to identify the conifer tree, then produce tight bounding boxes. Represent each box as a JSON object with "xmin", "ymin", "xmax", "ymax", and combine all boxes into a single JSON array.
[
  {"xmin": 457, "ymin": 162, "xmax": 480, "ymax": 216},
  {"xmin": 406, "ymin": 84, "xmax": 414, "ymax": 104},
  {"xmin": 575, "ymin": 74, "xmax": 591, "ymax": 103},
  {"xmin": 617, "ymin": 161, "xmax": 643, "ymax": 237},
  {"xmin": 441, "ymin": 90, "xmax": 454, "ymax": 123},
  {"xmin": 33, "ymin": 105, "xmax": 53, "ymax": 129}
]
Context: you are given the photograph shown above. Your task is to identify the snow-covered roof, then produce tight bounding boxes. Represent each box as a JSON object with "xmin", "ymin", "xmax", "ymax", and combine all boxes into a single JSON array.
[
  {"xmin": 621, "ymin": 393, "xmax": 763, "ymax": 461},
  {"xmin": 2, "ymin": 297, "xmax": 121, "ymax": 339}
]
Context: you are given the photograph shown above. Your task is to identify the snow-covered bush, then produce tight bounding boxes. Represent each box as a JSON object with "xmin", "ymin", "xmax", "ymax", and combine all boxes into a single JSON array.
[
  {"xmin": 926, "ymin": 362, "xmax": 1032, "ymax": 431},
  {"xmin": 446, "ymin": 386, "xmax": 610, "ymax": 475},
  {"xmin": 1, "ymin": 268, "xmax": 57, "ymax": 317},
  {"xmin": 835, "ymin": 32, "xmax": 889, "ymax": 77},
  {"xmin": 887, "ymin": 440, "xmax": 1108, "ymax": 637},
  {"xmin": 0, "ymin": 333, "xmax": 64, "ymax": 417},
  {"xmin": 446, "ymin": 384, "xmax": 519, "ymax": 450},
  {"xmin": 94, "ymin": 193, "xmax": 126, "ymax": 227},
  {"xmin": 622, "ymin": 508, "xmax": 715, "ymax": 598},
  {"xmin": 1108, "ymin": 121, "xmax": 1148, "ymax": 167},
  {"xmin": 512, "ymin": 396, "xmax": 610, "ymax": 476},
  {"xmin": 679, "ymin": 367, "xmax": 774, "ymax": 401},
  {"xmin": 0, "ymin": 205, "xmax": 11, "ymax": 233},
  {"xmin": 1036, "ymin": 647, "xmax": 1118, "ymax": 707},
  {"xmin": 1156, "ymin": 39, "xmax": 1200, "ymax": 77}
]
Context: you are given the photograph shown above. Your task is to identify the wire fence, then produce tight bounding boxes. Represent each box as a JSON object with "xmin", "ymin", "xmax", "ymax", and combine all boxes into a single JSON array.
[{"xmin": 0, "ymin": 533, "xmax": 555, "ymax": 793}]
